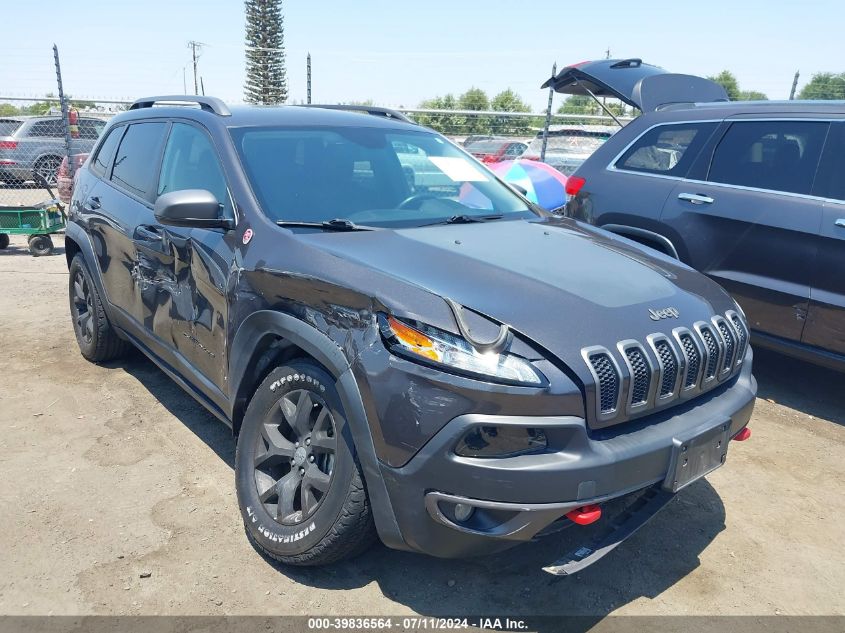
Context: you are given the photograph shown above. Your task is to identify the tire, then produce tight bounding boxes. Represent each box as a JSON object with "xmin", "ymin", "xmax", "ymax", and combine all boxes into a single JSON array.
[
  {"xmin": 28, "ymin": 234, "xmax": 53, "ymax": 257},
  {"xmin": 34, "ymin": 155, "xmax": 62, "ymax": 186},
  {"xmin": 0, "ymin": 233, "xmax": 9, "ymax": 249},
  {"xmin": 68, "ymin": 254, "xmax": 131, "ymax": 362},
  {"xmin": 236, "ymin": 360, "xmax": 377, "ymax": 566}
]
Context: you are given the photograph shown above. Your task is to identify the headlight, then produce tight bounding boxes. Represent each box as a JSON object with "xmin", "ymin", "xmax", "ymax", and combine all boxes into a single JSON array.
[{"xmin": 378, "ymin": 314, "xmax": 546, "ymax": 387}]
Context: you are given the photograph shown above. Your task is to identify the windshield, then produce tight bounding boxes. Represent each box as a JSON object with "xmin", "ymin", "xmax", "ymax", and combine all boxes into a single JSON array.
[
  {"xmin": 527, "ymin": 130, "xmax": 610, "ymax": 155},
  {"xmin": 230, "ymin": 126, "xmax": 534, "ymax": 228}
]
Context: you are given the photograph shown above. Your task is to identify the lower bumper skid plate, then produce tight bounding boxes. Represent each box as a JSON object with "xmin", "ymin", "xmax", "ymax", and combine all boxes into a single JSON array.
[{"xmin": 542, "ymin": 485, "xmax": 676, "ymax": 576}]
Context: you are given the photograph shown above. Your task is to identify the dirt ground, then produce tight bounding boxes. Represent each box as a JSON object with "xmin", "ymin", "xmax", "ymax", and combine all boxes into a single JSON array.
[{"xmin": 0, "ymin": 234, "xmax": 843, "ymax": 619}]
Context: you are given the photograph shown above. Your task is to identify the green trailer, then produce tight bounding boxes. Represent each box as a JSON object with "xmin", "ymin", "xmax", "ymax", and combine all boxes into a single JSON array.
[{"xmin": 0, "ymin": 175, "xmax": 66, "ymax": 256}]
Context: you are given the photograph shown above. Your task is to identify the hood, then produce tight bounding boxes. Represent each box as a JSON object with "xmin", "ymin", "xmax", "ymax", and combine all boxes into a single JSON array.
[
  {"xmin": 542, "ymin": 58, "xmax": 729, "ymax": 112},
  {"xmin": 300, "ymin": 218, "xmax": 734, "ymax": 384}
]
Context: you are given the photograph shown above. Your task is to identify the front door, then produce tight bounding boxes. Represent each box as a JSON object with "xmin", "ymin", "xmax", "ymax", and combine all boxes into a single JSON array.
[
  {"xmin": 151, "ymin": 121, "xmax": 236, "ymax": 391},
  {"xmin": 660, "ymin": 118, "xmax": 829, "ymax": 342}
]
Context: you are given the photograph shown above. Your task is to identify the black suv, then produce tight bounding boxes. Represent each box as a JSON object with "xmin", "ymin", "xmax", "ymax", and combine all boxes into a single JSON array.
[
  {"xmin": 65, "ymin": 96, "xmax": 756, "ymax": 573},
  {"xmin": 554, "ymin": 59, "xmax": 845, "ymax": 372}
]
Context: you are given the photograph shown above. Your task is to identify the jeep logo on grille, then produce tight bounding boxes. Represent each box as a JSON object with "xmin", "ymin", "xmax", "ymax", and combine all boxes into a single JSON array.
[{"xmin": 648, "ymin": 307, "xmax": 680, "ymax": 321}]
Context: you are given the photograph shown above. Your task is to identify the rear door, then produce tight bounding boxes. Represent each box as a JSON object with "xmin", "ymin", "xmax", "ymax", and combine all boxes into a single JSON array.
[
  {"xmin": 92, "ymin": 121, "xmax": 169, "ymax": 330},
  {"xmin": 661, "ymin": 118, "xmax": 829, "ymax": 342},
  {"xmin": 803, "ymin": 121, "xmax": 845, "ymax": 354}
]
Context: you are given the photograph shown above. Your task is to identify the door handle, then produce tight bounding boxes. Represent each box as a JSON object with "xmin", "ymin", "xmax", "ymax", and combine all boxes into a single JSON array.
[
  {"xmin": 83, "ymin": 196, "xmax": 100, "ymax": 211},
  {"xmin": 135, "ymin": 225, "xmax": 163, "ymax": 242},
  {"xmin": 835, "ymin": 219, "xmax": 845, "ymax": 228},
  {"xmin": 678, "ymin": 193, "xmax": 714, "ymax": 205}
]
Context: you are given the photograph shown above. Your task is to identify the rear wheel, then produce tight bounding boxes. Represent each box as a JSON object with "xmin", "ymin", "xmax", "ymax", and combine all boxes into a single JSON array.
[
  {"xmin": 28, "ymin": 234, "xmax": 53, "ymax": 256},
  {"xmin": 0, "ymin": 233, "xmax": 9, "ymax": 249},
  {"xmin": 235, "ymin": 360, "xmax": 376, "ymax": 566},
  {"xmin": 34, "ymin": 155, "xmax": 62, "ymax": 186},
  {"xmin": 68, "ymin": 254, "xmax": 131, "ymax": 362}
]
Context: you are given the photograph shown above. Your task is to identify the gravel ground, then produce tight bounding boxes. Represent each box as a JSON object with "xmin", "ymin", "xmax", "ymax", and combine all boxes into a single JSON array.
[{"xmin": 0, "ymin": 234, "xmax": 843, "ymax": 618}]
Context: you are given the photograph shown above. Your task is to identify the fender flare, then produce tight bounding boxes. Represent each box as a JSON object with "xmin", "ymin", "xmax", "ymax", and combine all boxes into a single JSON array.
[
  {"xmin": 64, "ymin": 222, "xmax": 113, "ymax": 314},
  {"xmin": 229, "ymin": 310, "xmax": 406, "ymax": 550},
  {"xmin": 600, "ymin": 223, "xmax": 680, "ymax": 260}
]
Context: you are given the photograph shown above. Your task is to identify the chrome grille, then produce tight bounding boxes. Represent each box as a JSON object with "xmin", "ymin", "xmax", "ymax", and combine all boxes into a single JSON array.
[
  {"xmin": 625, "ymin": 347, "xmax": 650, "ymax": 405},
  {"xmin": 717, "ymin": 320, "xmax": 736, "ymax": 372},
  {"xmin": 699, "ymin": 326, "xmax": 720, "ymax": 380},
  {"xmin": 679, "ymin": 333, "xmax": 700, "ymax": 389},
  {"xmin": 654, "ymin": 340, "xmax": 678, "ymax": 397},
  {"xmin": 589, "ymin": 352, "xmax": 619, "ymax": 414}
]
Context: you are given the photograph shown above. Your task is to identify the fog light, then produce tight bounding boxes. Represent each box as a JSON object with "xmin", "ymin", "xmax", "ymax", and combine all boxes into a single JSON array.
[{"xmin": 453, "ymin": 503, "xmax": 474, "ymax": 522}]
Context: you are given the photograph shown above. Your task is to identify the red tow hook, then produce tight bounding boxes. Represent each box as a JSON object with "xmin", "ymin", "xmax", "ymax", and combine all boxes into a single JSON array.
[
  {"xmin": 732, "ymin": 427, "xmax": 752, "ymax": 442},
  {"xmin": 566, "ymin": 504, "xmax": 602, "ymax": 526}
]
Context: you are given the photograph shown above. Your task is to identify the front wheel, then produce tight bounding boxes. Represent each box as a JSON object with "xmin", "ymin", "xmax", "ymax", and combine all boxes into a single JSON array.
[{"xmin": 235, "ymin": 360, "xmax": 376, "ymax": 566}]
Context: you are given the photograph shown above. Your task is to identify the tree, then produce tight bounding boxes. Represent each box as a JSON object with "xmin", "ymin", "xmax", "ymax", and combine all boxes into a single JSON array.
[
  {"xmin": 557, "ymin": 94, "xmax": 599, "ymax": 115},
  {"xmin": 708, "ymin": 70, "xmax": 740, "ymax": 100},
  {"xmin": 490, "ymin": 88, "xmax": 531, "ymax": 135},
  {"xmin": 799, "ymin": 72, "xmax": 845, "ymax": 100},
  {"xmin": 0, "ymin": 103, "xmax": 19, "ymax": 116},
  {"xmin": 738, "ymin": 90, "xmax": 768, "ymax": 101},
  {"xmin": 415, "ymin": 94, "xmax": 465, "ymax": 135},
  {"xmin": 458, "ymin": 87, "xmax": 489, "ymax": 111},
  {"xmin": 491, "ymin": 89, "xmax": 530, "ymax": 113},
  {"xmin": 244, "ymin": 0, "xmax": 288, "ymax": 105}
]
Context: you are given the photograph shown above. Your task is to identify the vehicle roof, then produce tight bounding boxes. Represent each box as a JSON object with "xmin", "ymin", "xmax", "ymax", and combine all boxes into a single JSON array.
[
  {"xmin": 655, "ymin": 99, "xmax": 845, "ymax": 119},
  {"xmin": 544, "ymin": 124, "xmax": 619, "ymax": 134},
  {"xmin": 111, "ymin": 103, "xmax": 422, "ymax": 132}
]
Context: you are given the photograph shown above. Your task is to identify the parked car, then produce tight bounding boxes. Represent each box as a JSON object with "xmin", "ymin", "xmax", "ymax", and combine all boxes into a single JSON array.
[
  {"xmin": 554, "ymin": 58, "xmax": 845, "ymax": 371},
  {"xmin": 57, "ymin": 153, "xmax": 89, "ymax": 204},
  {"xmin": 0, "ymin": 115, "xmax": 105, "ymax": 186},
  {"xmin": 66, "ymin": 96, "xmax": 754, "ymax": 573},
  {"xmin": 522, "ymin": 125, "xmax": 617, "ymax": 175},
  {"xmin": 465, "ymin": 138, "xmax": 528, "ymax": 163}
]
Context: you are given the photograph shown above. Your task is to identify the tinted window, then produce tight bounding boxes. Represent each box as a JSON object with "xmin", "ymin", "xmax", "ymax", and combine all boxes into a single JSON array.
[
  {"xmin": 231, "ymin": 126, "xmax": 533, "ymax": 227},
  {"xmin": 708, "ymin": 120, "xmax": 828, "ymax": 195},
  {"xmin": 90, "ymin": 125, "xmax": 124, "ymax": 177},
  {"xmin": 111, "ymin": 122, "xmax": 168, "ymax": 199},
  {"xmin": 616, "ymin": 122, "xmax": 716, "ymax": 176},
  {"xmin": 158, "ymin": 123, "xmax": 231, "ymax": 216},
  {"xmin": 78, "ymin": 119, "xmax": 106, "ymax": 140},
  {"xmin": 813, "ymin": 122, "xmax": 845, "ymax": 201},
  {"xmin": 27, "ymin": 119, "xmax": 64, "ymax": 137}
]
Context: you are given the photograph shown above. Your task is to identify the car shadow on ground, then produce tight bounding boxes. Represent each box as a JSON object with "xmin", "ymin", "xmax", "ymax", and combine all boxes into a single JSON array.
[
  {"xmin": 0, "ymin": 242, "xmax": 65, "ymax": 258},
  {"xmin": 115, "ymin": 352, "xmax": 729, "ymax": 626},
  {"xmin": 752, "ymin": 347, "xmax": 845, "ymax": 426}
]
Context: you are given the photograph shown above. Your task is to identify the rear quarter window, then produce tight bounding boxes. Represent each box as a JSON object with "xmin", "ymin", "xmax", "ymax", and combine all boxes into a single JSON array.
[
  {"xmin": 615, "ymin": 122, "xmax": 717, "ymax": 176},
  {"xmin": 0, "ymin": 120, "xmax": 22, "ymax": 136},
  {"xmin": 90, "ymin": 125, "xmax": 125, "ymax": 178}
]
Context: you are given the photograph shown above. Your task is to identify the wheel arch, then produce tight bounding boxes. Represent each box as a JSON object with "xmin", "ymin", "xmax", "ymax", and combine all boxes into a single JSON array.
[{"xmin": 228, "ymin": 310, "xmax": 407, "ymax": 550}]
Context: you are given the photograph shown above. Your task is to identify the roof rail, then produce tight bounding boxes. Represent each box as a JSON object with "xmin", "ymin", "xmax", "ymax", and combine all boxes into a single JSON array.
[
  {"xmin": 129, "ymin": 95, "xmax": 231, "ymax": 116},
  {"xmin": 298, "ymin": 104, "xmax": 414, "ymax": 124}
]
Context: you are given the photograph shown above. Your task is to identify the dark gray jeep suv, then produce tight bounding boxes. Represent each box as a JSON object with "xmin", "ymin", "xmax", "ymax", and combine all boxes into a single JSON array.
[
  {"xmin": 554, "ymin": 59, "xmax": 845, "ymax": 372},
  {"xmin": 65, "ymin": 96, "xmax": 755, "ymax": 573}
]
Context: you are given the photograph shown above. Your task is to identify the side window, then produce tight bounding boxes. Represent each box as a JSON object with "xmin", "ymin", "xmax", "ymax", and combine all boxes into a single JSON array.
[
  {"xmin": 79, "ymin": 119, "xmax": 106, "ymax": 140},
  {"xmin": 90, "ymin": 125, "xmax": 124, "ymax": 177},
  {"xmin": 111, "ymin": 122, "xmax": 168, "ymax": 200},
  {"xmin": 814, "ymin": 122, "xmax": 845, "ymax": 201},
  {"xmin": 707, "ymin": 120, "xmax": 829, "ymax": 195},
  {"xmin": 27, "ymin": 119, "xmax": 64, "ymax": 138},
  {"xmin": 615, "ymin": 122, "xmax": 717, "ymax": 176},
  {"xmin": 157, "ymin": 123, "xmax": 231, "ymax": 216}
]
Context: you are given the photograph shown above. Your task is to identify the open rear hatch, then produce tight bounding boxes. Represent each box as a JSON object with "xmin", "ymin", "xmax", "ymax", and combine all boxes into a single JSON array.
[{"xmin": 541, "ymin": 58, "xmax": 729, "ymax": 112}]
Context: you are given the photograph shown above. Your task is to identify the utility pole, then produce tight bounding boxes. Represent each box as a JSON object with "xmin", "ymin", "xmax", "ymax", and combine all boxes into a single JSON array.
[
  {"xmin": 183, "ymin": 67, "xmax": 187, "ymax": 94},
  {"xmin": 307, "ymin": 53, "xmax": 312, "ymax": 104},
  {"xmin": 789, "ymin": 70, "xmax": 800, "ymax": 100},
  {"xmin": 188, "ymin": 41, "xmax": 205, "ymax": 95},
  {"xmin": 540, "ymin": 62, "xmax": 557, "ymax": 163}
]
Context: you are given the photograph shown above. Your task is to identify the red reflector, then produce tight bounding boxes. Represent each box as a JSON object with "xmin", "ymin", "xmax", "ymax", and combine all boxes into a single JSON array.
[
  {"xmin": 732, "ymin": 427, "xmax": 752, "ymax": 442},
  {"xmin": 566, "ymin": 504, "xmax": 602, "ymax": 525},
  {"xmin": 565, "ymin": 176, "xmax": 586, "ymax": 196},
  {"xmin": 0, "ymin": 141, "xmax": 18, "ymax": 150}
]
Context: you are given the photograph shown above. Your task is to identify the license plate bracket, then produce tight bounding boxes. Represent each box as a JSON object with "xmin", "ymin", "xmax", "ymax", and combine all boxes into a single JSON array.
[{"xmin": 663, "ymin": 422, "xmax": 731, "ymax": 493}]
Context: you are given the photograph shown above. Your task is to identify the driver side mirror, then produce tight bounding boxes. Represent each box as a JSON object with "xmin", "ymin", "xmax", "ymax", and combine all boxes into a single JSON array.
[{"xmin": 154, "ymin": 189, "xmax": 234, "ymax": 230}]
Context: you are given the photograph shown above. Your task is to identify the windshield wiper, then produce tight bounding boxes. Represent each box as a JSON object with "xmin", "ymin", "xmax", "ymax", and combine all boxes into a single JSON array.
[
  {"xmin": 276, "ymin": 218, "xmax": 376, "ymax": 232},
  {"xmin": 419, "ymin": 214, "xmax": 504, "ymax": 227}
]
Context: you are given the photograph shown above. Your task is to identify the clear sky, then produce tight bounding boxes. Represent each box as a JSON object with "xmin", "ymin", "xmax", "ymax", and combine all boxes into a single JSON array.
[{"xmin": 2, "ymin": 0, "xmax": 843, "ymax": 111}]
